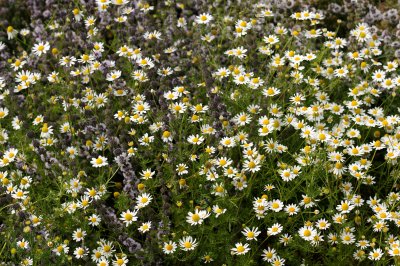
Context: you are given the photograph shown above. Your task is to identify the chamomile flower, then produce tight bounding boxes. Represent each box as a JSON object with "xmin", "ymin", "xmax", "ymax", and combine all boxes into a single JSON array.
[
  {"xmin": 262, "ymin": 247, "xmax": 277, "ymax": 262},
  {"xmin": 211, "ymin": 183, "xmax": 227, "ymax": 197},
  {"xmin": 72, "ymin": 228, "xmax": 87, "ymax": 242},
  {"xmin": 267, "ymin": 223, "xmax": 283, "ymax": 236},
  {"xmin": 195, "ymin": 13, "xmax": 213, "ymax": 24},
  {"xmin": 315, "ymin": 218, "xmax": 331, "ymax": 230},
  {"xmin": 263, "ymin": 87, "xmax": 280, "ymax": 97},
  {"xmin": 336, "ymin": 200, "xmax": 355, "ymax": 214},
  {"xmin": 12, "ymin": 189, "xmax": 27, "ymax": 200},
  {"xmin": 231, "ymin": 243, "xmax": 250, "ymax": 255},
  {"xmin": 32, "ymin": 41, "xmax": 50, "ymax": 56},
  {"xmin": 214, "ymin": 67, "xmax": 230, "ymax": 79},
  {"xmin": 21, "ymin": 257, "xmax": 33, "ymax": 266},
  {"xmin": 138, "ymin": 221, "xmax": 152, "ymax": 233},
  {"xmin": 140, "ymin": 168, "xmax": 155, "ymax": 180},
  {"xmin": 163, "ymin": 241, "xmax": 177, "ymax": 254},
  {"xmin": 6, "ymin": 26, "xmax": 18, "ymax": 40},
  {"xmin": 144, "ymin": 30, "xmax": 162, "ymax": 40},
  {"xmin": 298, "ymin": 226, "xmax": 317, "ymax": 241},
  {"xmin": 187, "ymin": 134, "xmax": 205, "ymax": 145},
  {"xmin": 119, "ymin": 209, "xmax": 138, "ymax": 226},
  {"xmin": 136, "ymin": 193, "xmax": 152, "ymax": 209},
  {"xmin": 17, "ymin": 238, "xmax": 29, "ymax": 249},
  {"xmin": 220, "ymin": 137, "xmax": 236, "ymax": 148},
  {"xmin": 98, "ymin": 240, "xmax": 115, "ymax": 257},
  {"xmin": 179, "ymin": 236, "xmax": 198, "ymax": 251},
  {"xmin": 388, "ymin": 242, "xmax": 400, "ymax": 257},
  {"xmin": 242, "ymin": 227, "xmax": 261, "ymax": 241},
  {"xmin": 269, "ymin": 199, "xmax": 284, "ymax": 212},
  {"xmin": 186, "ymin": 209, "xmax": 210, "ymax": 225},
  {"xmin": 340, "ymin": 231, "xmax": 356, "ymax": 244},
  {"xmin": 233, "ymin": 112, "xmax": 252, "ymax": 126},
  {"xmin": 74, "ymin": 246, "xmax": 88, "ymax": 259},
  {"xmin": 88, "ymin": 214, "xmax": 101, "ymax": 226},
  {"xmin": 53, "ymin": 244, "xmax": 69, "ymax": 256},
  {"xmin": 173, "ymin": 162, "xmax": 187, "ymax": 175},
  {"xmin": 106, "ymin": 70, "xmax": 121, "ymax": 82},
  {"xmin": 112, "ymin": 255, "xmax": 129, "ymax": 266},
  {"xmin": 91, "ymin": 156, "xmax": 108, "ymax": 168},
  {"xmin": 368, "ymin": 248, "xmax": 383, "ymax": 261},
  {"xmin": 212, "ymin": 205, "xmax": 227, "ymax": 217}
]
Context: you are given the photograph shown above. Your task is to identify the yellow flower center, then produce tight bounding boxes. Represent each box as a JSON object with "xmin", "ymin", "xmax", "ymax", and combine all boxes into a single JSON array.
[
  {"xmin": 303, "ymin": 230, "xmax": 311, "ymax": 237},
  {"xmin": 237, "ymin": 246, "xmax": 245, "ymax": 253},
  {"xmin": 125, "ymin": 213, "xmax": 133, "ymax": 221},
  {"xmin": 192, "ymin": 214, "xmax": 200, "ymax": 222}
]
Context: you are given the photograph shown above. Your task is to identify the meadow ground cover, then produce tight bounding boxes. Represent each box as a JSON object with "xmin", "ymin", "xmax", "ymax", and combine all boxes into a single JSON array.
[{"xmin": 1, "ymin": 0, "xmax": 400, "ymax": 265}]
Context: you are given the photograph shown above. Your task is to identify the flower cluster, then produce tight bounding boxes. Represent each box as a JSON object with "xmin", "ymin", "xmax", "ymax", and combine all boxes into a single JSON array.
[{"xmin": 0, "ymin": 0, "xmax": 400, "ymax": 265}]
